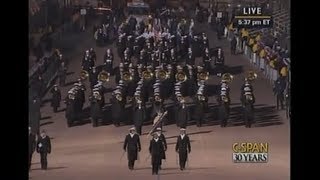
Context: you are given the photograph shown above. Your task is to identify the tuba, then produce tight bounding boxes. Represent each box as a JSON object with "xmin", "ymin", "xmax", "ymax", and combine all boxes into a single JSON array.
[
  {"xmin": 80, "ymin": 70, "xmax": 89, "ymax": 80},
  {"xmin": 197, "ymin": 71, "xmax": 209, "ymax": 81},
  {"xmin": 156, "ymin": 69, "xmax": 169, "ymax": 81},
  {"xmin": 246, "ymin": 70, "xmax": 258, "ymax": 81},
  {"xmin": 98, "ymin": 70, "xmax": 110, "ymax": 82},
  {"xmin": 222, "ymin": 73, "xmax": 234, "ymax": 83},
  {"xmin": 122, "ymin": 71, "xmax": 133, "ymax": 82},
  {"xmin": 175, "ymin": 71, "xmax": 187, "ymax": 82},
  {"xmin": 142, "ymin": 70, "xmax": 154, "ymax": 81}
]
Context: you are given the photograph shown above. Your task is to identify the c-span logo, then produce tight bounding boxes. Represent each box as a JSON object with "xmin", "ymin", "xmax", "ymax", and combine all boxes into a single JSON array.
[{"xmin": 232, "ymin": 143, "xmax": 268, "ymax": 163}]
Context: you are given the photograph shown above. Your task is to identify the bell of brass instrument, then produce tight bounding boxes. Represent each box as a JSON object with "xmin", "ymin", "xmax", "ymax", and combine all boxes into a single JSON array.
[
  {"xmin": 197, "ymin": 71, "xmax": 209, "ymax": 81},
  {"xmin": 98, "ymin": 70, "xmax": 110, "ymax": 82},
  {"xmin": 80, "ymin": 70, "xmax": 89, "ymax": 80},
  {"xmin": 246, "ymin": 71, "xmax": 258, "ymax": 81},
  {"xmin": 156, "ymin": 69, "xmax": 169, "ymax": 81},
  {"xmin": 68, "ymin": 93, "xmax": 75, "ymax": 100},
  {"xmin": 142, "ymin": 70, "xmax": 154, "ymax": 81},
  {"xmin": 115, "ymin": 94, "xmax": 123, "ymax": 101},
  {"xmin": 198, "ymin": 95, "xmax": 206, "ymax": 101},
  {"xmin": 221, "ymin": 95, "xmax": 229, "ymax": 103},
  {"xmin": 154, "ymin": 95, "xmax": 162, "ymax": 102},
  {"xmin": 222, "ymin": 73, "xmax": 234, "ymax": 83},
  {"xmin": 122, "ymin": 71, "xmax": 133, "ymax": 82},
  {"xmin": 93, "ymin": 91, "xmax": 102, "ymax": 100},
  {"xmin": 175, "ymin": 71, "xmax": 187, "ymax": 82}
]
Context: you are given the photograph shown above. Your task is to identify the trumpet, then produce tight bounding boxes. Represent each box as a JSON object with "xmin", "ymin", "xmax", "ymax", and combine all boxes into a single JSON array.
[
  {"xmin": 246, "ymin": 71, "xmax": 258, "ymax": 81},
  {"xmin": 175, "ymin": 71, "xmax": 187, "ymax": 82},
  {"xmin": 98, "ymin": 70, "xmax": 110, "ymax": 82},
  {"xmin": 80, "ymin": 70, "xmax": 89, "ymax": 80},
  {"xmin": 197, "ymin": 71, "xmax": 209, "ymax": 81},
  {"xmin": 156, "ymin": 69, "xmax": 169, "ymax": 81},
  {"xmin": 142, "ymin": 70, "xmax": 154, "ymax": 81},
  {"xmin": 222, "ymin": 73, "xmax": 234, "ymax": 83}
]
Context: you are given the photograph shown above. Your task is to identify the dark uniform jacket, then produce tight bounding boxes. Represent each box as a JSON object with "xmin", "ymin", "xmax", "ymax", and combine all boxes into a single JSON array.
[
  {"xmin": 177, "ymin": 106, "xmax": 189, "ymax": 128},
  {"xmin": 123, "ymin": 134, "xmax": 141, "ymax": 160},
  {"xmin": 110, "ymin": 97, "xmax": 125, "ymax": 119},
  {"xmin": 149, "ymin": 138, "xmax": 165, "ymax": 162},
  {"xmin": 175, "ymin": 134, "xmax": 191, "ymax": 154},
  {"xmin": 37, "ymin": 136, "xmax": 51, "ymax": 153},
  {"xmin": 159, "ymin": 134, "xmax": 167, "ymax": 159},
  {"xmin": 133, "ymin": 106, "xmax": 146, "ymax": 127},
  {"xmin": 50, "ymin": 89, "xmax": 61, "ymax": 108}
]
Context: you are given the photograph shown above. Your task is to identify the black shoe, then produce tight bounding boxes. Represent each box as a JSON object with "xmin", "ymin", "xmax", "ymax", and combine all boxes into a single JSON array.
[{"xmin": 180, "ymin": 167, "xmax": 183, "ymax": 171}]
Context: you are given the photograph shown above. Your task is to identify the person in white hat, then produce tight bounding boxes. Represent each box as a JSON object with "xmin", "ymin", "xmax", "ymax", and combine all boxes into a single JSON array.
[
  {"xmin": 36, "ymin": 130, "xmax": 51, "ymax": 170},
  {"xmin": 194, "ymin": 91, "xmax": 208, "ymax": 127},
  {"xmin": 123, "ymin": 127, "xmax": 141, "ymax": 170},
  {"xmin": 133, "ymin": 95, "xmax": 145, "ymax": 135},
  {"xmin": 175, "ymin": 128, "xmax": 191, "ymax": 171},
  {"xmin": 156, "ymin": 127, "xmax": 167, "ymax": 170},
  {"xmin": 111, "ymin": 90, "xmax": 125, "ymax": 127},
  {"xmin": 149, "ymin": 132, "xmax": 165, "ymax": 175}
]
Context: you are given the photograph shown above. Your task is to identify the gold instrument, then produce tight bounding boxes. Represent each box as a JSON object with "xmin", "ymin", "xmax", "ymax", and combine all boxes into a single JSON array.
[
  {"xmin": 142, "ymin": 70, "xmax": 154, "ymax": 81},
  {"xmin": 98, "ymin": 70, "xmax": 110, "ymax": 82},
  {"xmin": 175, "ymin": 72, "xmax": 187, "ymax": 82},
  {"xmin": 134, "ymin": 95, "xmax": 141, "ymax": 102},
  {"xmin": 127, "ymin": 96, "xmax": 133, "ymax": 103},
  {"xmin": 93, "ymin": 91, "xmax": 102, "ymax": 100},
  {"xmin": 80, "ymin": 70, "xmax": 89, "ymax": 80},
  {"xmin": 156, "ymin": 69, "xmax": 169, "ymax": 81},
  {"xmin": 246, "ymin": 71, "xmax": 258, "ymax": 81},
  {"xmin": 197, "ymin": 71, "xmax": 209, "ymax": 81},
  {"xmin": 245, "ymin": 94, "xmax": 253, "ymax": 101},
  {"xmin": 177, "ymin": 96, "xmax": 183, "ymax": 102},
  {"xmin": 68, "ymin": 93, "xmax": 75, "ymax": 100},
  {"xmin": 222, "ymin": 95, "xmax": 229, "ymax": 103},
  {"xmin": 222, "ymin": 73, "xmax": 234, "ymax": 83},
  {"xmin": 116, "ymin": 94, "xmax": 123, "ymax": 101},
  {"xmin": 123, "ymin": 71, "xmax": 133, "ymax": 82},
  {"xmin": 198, "ymin": 95, "xmax": 206, "ymax": 101}
]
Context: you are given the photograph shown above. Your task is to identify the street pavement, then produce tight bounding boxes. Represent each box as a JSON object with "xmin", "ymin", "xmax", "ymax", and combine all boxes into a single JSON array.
[{"xmin": 29, "ymin": 21, "xmax": 290, "ymax": 180}]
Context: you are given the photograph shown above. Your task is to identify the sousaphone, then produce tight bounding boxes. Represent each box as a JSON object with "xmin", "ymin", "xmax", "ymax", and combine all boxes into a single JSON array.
[
  {"xmin": 98, "ymin": 70, "xmax": 110, "ymax": 82},
  {"xmin": 142, "ymin": 70, "xmax": 154, "ymax": 81},
  {"xmin": 246, "ymin": 70, "xmax": 258, "ymax": 81},
  {"xmin": 197, "ymin": 71, "xmax": 209, "ymax": 81},
  {"xmin": 80, "ymin": 70, "xmax": 89, "ymax": 80},
  {"xmin": 175, "ymin": 71, "xmax": 187, "ymax": 82},
  {"xmin": 222, "ymin": 73, "xmax": 234, "ymax": 83},
  {"xmin": 156, "ymin": 69, "xmax": 169, "ymax": 81}
]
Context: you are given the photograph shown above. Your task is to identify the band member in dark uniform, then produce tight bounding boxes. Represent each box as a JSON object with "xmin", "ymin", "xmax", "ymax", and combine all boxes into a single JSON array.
[
  {"xmin": 175, "ymin": 128, "xmax": 191, "ymax": 171},
  {"xmin": 156, "ymin": 127, "xmax": 167, "ymax": 170},
  {"xmin": 193, "ymin": 91, "xmax": 208, "ymax": 127},
  {"xmin": 104, "ymin": 49, "xmax": 114, "ymax": 74},
  {"xmin": 89, "ymin": 67, "xmax": 99, "ymax": 89},
  {"xmin": 89, "ymin": 91, "xmax": 103, "ymax": 127},
  {"xmin": 231, "ymin": 36, "xmax": 237, "ymax": 55},
  {"xmin": 214, "ymin": 47, "xmax": 225, "ymax": 77},
  {"xmin": 123, "ymin": 127, "xmax": 141, "ymax": 170},
  {"xmin": 177, "ymin": 97, "xmax": 189, "ymax": 128},
  {"xmin": 186, "ymin": 65, "xmax": 197, "ymax": 96},
  {"xmin": 149, "ymin": 132, "xmax": 165, "ymax": 175},
  {"xmin": 36, "ymin": 130, "xmax": 51, "ymax": 170},
  {"xmin": 151, "ymin": 93, "xmax": 166, "ymax": 129},
  {"xmin": 203, "ymin": 48, "xmax": 211, "ymax": 72},
  {"xmin": 273, "ymin": 74, "xmax": 287, "ymax": 110},
  {"xmin": 111, "ymin": 91, "xmax": 125, "ymax": 126},
  {"xmin": 240, "ymin": 78, "xmax": 255, "ymax": 128},
  {"xmin": 82, "ymin": 50, "xmax": 92, "ymax": 71},
  {"xmin": 133, "ymin": 95, "xmax": 146, "ymax": 135},
  {"xmin": 217, "ymin": 85, "xmax": 230, "ymax": 127},
  {"xmin": 186, "ymin": 48, "xmax": 195, "ymax": 66},
  {"xmin": 50, "ymin": 85, "xmax": 61, "ymax": 113},
  {"xmin": 57, "ymin": 62, "xmax": 67, "ymax": 86},
  {"xmin": 29, "ymin": 127, "xmax": 36, "ymax": 171},
  {"xmin": 65, "ymin": 91, "xmax": 77, "ymax": 127}
]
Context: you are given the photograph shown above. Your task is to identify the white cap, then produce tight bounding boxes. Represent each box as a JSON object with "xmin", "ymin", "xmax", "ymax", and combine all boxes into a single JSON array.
[
  {"xmin": 156, "ymin": 127, "xmax": 161, "ymax": 131},
  {"xmin": 180, "ymin": 128, "xmax": 186, "ymax": 131},
  {"xmin": 129, "ymin": 127, "xmax": 136, "ymax": 131}
]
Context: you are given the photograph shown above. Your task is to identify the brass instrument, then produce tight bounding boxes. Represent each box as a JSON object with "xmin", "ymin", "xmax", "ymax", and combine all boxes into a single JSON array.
[
  {"xmin": 93, "ymin": 91, "xmax": 102, "ymax": 100},
  {"xmin": 177, "ymin": 96, "xmax": 183, "ymax": 102},
  {"xmin": 127, "ymin": 96, "xmax": 133, "ymax": 103},
  {"xmin": 122, "ymin": 71, "xmax": 133, "ymax": 82},
  {"xmin": 156, "ymin": 69, "xmax": 169, "ymax": 81},
  {"xmin": 68, "ymin": 93, "xmax": 75, "ymax": 100},
  {"xmin": 80, "ymin": 70, "xmax": 89, "ymax": 80},
  {"xmin": 245, "ymin": 94, "xmax": 253, "ymax": 101},
  {"xmin": 142, "ymin": 70, "xmax": 154, "ymax": 80},
  {"xmin": 221, "ymin": 95, "xmax": 229, "ymax": 103},
  {"xmin": 155, "ymin": 95, "xmax": 162, "ymax": 102},
  {"xmin": 198, "ymin": 95, "xmax": 206, "ymax": 101},
  {"xmin": 98, "ymin": 70, "xmax": 110, "ymax": 82},
  {"xmin": 175, "ymin": 71, "xmax": 187, "ymax": 82},
  {"xmin": 197, "ymin": 71, "xmax": 209, "ymax": 81},
  {"xmin": 222, "ymin": 73, "xmax": 234, "ymax": 83},
  {"xmin": 246, "ymin": 71, "xmax": 258, "ymax": 81},
  {"xmin": 115, "ymin": 94, "xmax": 123, "ymax": 101}
]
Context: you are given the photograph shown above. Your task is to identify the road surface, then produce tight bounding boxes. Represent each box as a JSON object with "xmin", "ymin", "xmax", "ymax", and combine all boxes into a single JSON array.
[{"xmin": 29, "ymin": 20, "xmax": 290, "ymax": 180}]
